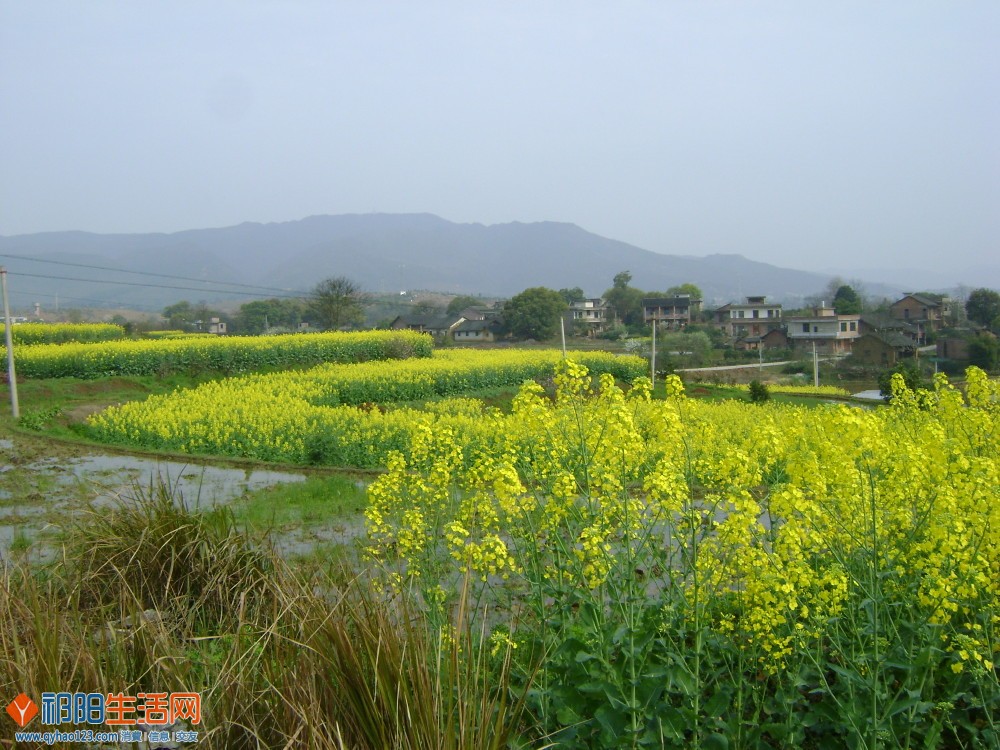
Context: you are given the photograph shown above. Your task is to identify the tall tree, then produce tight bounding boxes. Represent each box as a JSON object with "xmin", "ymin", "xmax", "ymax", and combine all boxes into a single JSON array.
[
  {"xmin": 966, "ymin": 288, "xmax": 1000, "ymax": 330},
  {"xmin": 503, "ymin": 287, "xmax": 567, "ymax": 340},
  {"xmin": 446, "ymin": 295, "xmax": 482, "ymax": 316},
  {"xmin": 308, "ymin": 276, "xmax": 368, "ymax": 330},
  {"xmin": 833, "ymin": 285, "xmax": 862, "ymax": 314},
  {"xmin": 604, "ymin": 270, "xmax": 645, "ymax": 326},
  {"xmin": 558, "ymin": 287, "xmax": 586, "ymax": 305}
]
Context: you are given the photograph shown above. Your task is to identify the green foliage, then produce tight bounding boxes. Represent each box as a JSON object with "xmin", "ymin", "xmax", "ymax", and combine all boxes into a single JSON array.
[
  {"xmin": 604, "ymin": 271, "xmax": 645, "ymax": 327},
  {"xmin": 833, "ymin": 284, "xmax": 863, "ymax": 314},
  {"xmin": 966, "ymin": 288, "xmax": 1000, "ymax": 330},
  {"xmin": 235, "ymin": 298, "xmax": 304, "ymax": 334},
  {"xmin": 666, "ymin": 282, "xmax": 703, "ymax": 300},
  {"xmin": 558, "ymin": 287, "xmax": 587, "ymax": 305},
  {"xmin": 968, "ymin": 333, "xmax": 999, "ymax": 371},
  {"xmin": 747, "ymin": 380, "xmax": 771, "ymax": 403},
  {"xmin": 877, "ymin": 359, "xmax": 924, "ymax": 401},
  {"xmin": 502, "ymin": 286, "xmax": 568, "ymax": 340},
  {"xmin": 446, "ymin": 294, "xmax": 482, "ymax": 316}
]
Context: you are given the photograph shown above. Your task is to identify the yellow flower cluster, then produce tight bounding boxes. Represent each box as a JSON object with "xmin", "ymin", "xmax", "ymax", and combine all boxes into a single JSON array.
[
  {"xmin": 86, "ymin": 349, "xmax": 646, "ymax": 466},
  {"xmin": 361, "ymin": 361, "xmax": 1000, "ymax": 677},
  {"xmin": 731, "ymin": 383, "xmax": 851, "ymax": 396},
  {"xmin": 1, "ymin": 322, "xmax": 125, "ymax": 346},
  {"xmin": 16, "ymin": 329, "xmax": 431, "ymax": 378}
]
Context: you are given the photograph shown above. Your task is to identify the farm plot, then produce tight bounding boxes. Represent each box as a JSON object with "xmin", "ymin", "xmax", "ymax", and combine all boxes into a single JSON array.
[{"xmin": 84, "ymin": 349, "xmax": 647, "ymax": 466}]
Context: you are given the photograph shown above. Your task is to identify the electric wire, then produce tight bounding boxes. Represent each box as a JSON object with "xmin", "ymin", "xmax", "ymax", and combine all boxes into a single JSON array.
[{"xmin": 0, "ymin": 251, "xmax": 309, "ymax": 296}]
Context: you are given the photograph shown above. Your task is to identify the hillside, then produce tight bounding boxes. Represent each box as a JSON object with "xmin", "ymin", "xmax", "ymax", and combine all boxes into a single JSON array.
[{"xmin": 1, "ymin": 213, "xmax": 877, "ymax": 311}]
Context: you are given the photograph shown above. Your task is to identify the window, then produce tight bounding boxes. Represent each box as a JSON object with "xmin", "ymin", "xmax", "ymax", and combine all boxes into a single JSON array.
[
  {"xmin": 813, "ymin": 325, "xmax": 819, "ymax": 333},
  {"xmin": 752, "ymin": 309, "xmax": 759, "ymax": 318},
  {"xmin": 737, "ymin": 310, "xmax": 745, "ymax": 318},
  {"xmin": 850, "ymin": 321, "xmax": 857, "ymax": 331},
  {"xmin": 802, "ymin": 323, "xmax": 809, "ymax": 333},
  {"xmin": 840, "ymin": 322, "xmax": 847, "ymax": 332}
]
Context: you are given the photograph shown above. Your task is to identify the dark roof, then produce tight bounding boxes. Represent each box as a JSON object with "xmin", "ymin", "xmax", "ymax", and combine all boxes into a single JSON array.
[
  {"xmin": 860, "ymin": 314, "xmax": 917, "ymax": 333},
  {"xmin": 860, "ymin": 332, "xmax": 917, "ymax": 349},
  {"xmin": 454, "ymin": 318, "xmax": 499, "ymax": 332},
  {"xmin": 897, "ymin": 293, "xmax": 945, "ymax": 307}
]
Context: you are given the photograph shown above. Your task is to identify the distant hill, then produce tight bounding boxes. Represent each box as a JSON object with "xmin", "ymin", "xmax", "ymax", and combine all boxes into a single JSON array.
[{"xmin": 0, "ymin": 213, "xmax": 897, "ymax": 312}]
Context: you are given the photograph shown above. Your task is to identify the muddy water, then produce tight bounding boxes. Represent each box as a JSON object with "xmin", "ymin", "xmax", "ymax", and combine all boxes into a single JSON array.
[{"xmin": 0, "ymin": 444, "xmax": 308, "ymax": 559}]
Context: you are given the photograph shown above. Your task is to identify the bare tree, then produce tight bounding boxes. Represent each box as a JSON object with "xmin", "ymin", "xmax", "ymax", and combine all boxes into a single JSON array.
[{"xmin": 308, "ymin": 276, "xmax": 368, "ymax": 330}]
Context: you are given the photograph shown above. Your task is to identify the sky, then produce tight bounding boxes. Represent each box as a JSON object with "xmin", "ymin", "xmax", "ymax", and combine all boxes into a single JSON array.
[{"xmin": 1, "ymin": 1, "xmax": 997, "ymax": 278}]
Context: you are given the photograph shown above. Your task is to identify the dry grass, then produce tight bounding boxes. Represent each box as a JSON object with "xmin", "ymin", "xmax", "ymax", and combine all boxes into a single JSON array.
[{"xmin": 0, "ymin": 480, "xmax": 531, "ymax": 749}]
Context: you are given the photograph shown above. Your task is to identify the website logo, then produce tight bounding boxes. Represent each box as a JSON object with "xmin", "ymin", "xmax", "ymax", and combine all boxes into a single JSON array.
[{"xmin": 5, "ymin": 693, "xmax": 39, "ymax": 728}]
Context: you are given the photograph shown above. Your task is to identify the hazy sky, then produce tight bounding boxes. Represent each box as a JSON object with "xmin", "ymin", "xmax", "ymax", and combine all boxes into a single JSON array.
[{"xmin": 2, "ymin": 1, "xmax": 997, "ymax": 275}]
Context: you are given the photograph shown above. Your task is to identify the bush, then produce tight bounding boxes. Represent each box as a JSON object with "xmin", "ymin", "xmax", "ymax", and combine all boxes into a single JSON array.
[{"xmin": 747, "ymin": 379, "xmax": 771, "ymax": 403}]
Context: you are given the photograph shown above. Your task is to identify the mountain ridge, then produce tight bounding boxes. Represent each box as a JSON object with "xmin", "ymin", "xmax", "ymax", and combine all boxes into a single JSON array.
[{"xmin": 0, "ymin": 213, "xmax": 904, "ymax": 311}]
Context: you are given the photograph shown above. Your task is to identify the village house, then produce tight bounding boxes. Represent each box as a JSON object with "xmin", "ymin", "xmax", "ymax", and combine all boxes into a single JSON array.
[
  {"xmin": 390, "ymin": 313, "xmax": 463, "ymax": 341},
  {"xmin": 713, "ymin": 296, "xmax": 783, "ymax": 339},
  {"xmin": 851, "ymin": 332, "xmax": 917, "ymax": 367},
  {"xmin": 452, "ymin": 317, "xmax": 503, "ymax": 343},
  {"xmin": 568, "ymin": 298, "xmax": 611, "ymax": 335},
  {"xmin": 889, "ymin": 293, "xmax": 951, "ymax": 343},
  {"xmin": 735, "ymin": 328, "xmax": 788, "ymax": 351},
  {"xmin": 785, "ymin": 305, "xmax": 861, "ymax": 355},
  {"xmin": 642, "ymin": 295, "xmax": 701, "ymax": 330}
]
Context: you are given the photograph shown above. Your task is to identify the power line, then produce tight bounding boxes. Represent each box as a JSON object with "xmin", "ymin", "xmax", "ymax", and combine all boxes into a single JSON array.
[
  {"xmin": 10, "ymin": 270, "xmax": 306, "ymax": 299},
  {"xmin": 0, "ymin": 251, "xmax": 310, "ymax": 296},
  {"xmin": 10, "ymin": 288, "xmax": 163, "ymax": 312}
]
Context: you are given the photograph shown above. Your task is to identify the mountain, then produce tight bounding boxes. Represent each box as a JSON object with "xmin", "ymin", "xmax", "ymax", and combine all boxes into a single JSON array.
[{"xmin": 0, "ymin": 213, "xmax": 883, "ymax": 312}]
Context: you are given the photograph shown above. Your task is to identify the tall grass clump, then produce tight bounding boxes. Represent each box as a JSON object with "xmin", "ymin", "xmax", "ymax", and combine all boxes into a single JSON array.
[{"xmin": 1, "ymin": 480, "xmax": 529, "ymax": 749}]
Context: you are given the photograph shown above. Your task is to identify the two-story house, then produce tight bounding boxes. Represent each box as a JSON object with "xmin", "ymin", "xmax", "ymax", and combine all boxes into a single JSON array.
[
  {"xmin": 642, "ymin": 295, "xmax": 701, "ymax": 330},
  {"xmin": 569, "ymin": 298, "xmax": 610, "ymax": 335},
  {"xmin": 785, "ymin": 305, "xmax": 861, "ymax": 355},
  {"xmin": 713, "ymin": 296, "xmax": 783, "ymax": 339},
  {"xmin": 889, "ymin": 294, "xmax": 951, "ymax": 343}
]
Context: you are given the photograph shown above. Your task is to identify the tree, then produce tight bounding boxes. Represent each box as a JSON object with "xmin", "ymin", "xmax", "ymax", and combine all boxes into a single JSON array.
[
  {"xmin": 604, "ymin": 271, "xmax": 645, "ymax": 327},
  {"xmin": 446, "ymin": 295, "xmax": 481, "ymax": 316},
  {"xmin": 666, "ymin": 283, "xmax": 703, "ymax": 300},
  {"xmin": 163, "ymin": 300, "xmax": 193, "ymax": 329},
  {"xmin": 966, "ymin": 288, "xmax": 1000, "ymax": 330},
  {"xmin": 832, "ymin": 284, "xmax": 862, "ymax": 314},
  {"xmin": 877, "ymin": 360, "xmax": 924, "ymax": 402},
  {"xmin": 308, "ymin": 276, "xmax": 368, "ymax": 330},
  {"xmin": 503, "ymin": 287, "xmax": 567, "ymax": 340},
  {"xmin": 558, "ymin": 287, "xmax": 586, "ymax": 305},
  {"xmin": 236, "ymin": 298, "xmax": 303, "ymax": 334},
  {"xmin": 968, "ymin": 334, "xmax": 999, "ymax": 371}
]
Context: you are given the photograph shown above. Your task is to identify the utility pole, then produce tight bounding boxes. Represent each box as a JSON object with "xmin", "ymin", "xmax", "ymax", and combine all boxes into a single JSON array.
[
  {"xmin": 812, "ymin": 341, "xmax": 819, "ymax": 388},
  {"xmin": 650, "ymin": 318, "xmax": 657, "ymax": 388},
  {"xmin": 1, "ymin": 267, "xmax": 20, "ymax": 419},
  {"xmin": 560, "ymin": 315, "xmax": 566, "ymax": 358}
]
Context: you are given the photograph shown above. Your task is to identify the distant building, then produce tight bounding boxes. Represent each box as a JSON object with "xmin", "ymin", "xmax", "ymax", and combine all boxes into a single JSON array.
[
  {"xmin": 889, "ymin": 294, "xmax": 951, "ymax": 343},
  {"xmin": 642, "ymin": 295, "xmax": 701, "ymax": 330},
  {"xmin": 713, "ymin": 296, "xmax": 782, "ymax": 339},
  {"xmin": 785, "ymin": 305, "xmax": 861, "ymax": 355},
  {"xmin": 852, "ymin": 332, "xmax": 917, "ymax": 367},
  {"xmin": 207, "ymin": 317, "xmax": 227, "ymax": 335},
  {"xmin": 452, "ymin": 317, "xmax": 503, "ymax": 343},
  {"xmin": 569, "ymin": 298, "xmax": 610, "ymax": 335},
  {"xmin": 390, "ymin": 314, "xmax": 463, "ymax": 340}
]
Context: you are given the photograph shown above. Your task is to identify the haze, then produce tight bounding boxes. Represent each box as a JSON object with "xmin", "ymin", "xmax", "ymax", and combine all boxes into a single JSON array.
[{"xmin": 2, "ymin": 1, "xmax": 997, "ymax": 282}]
